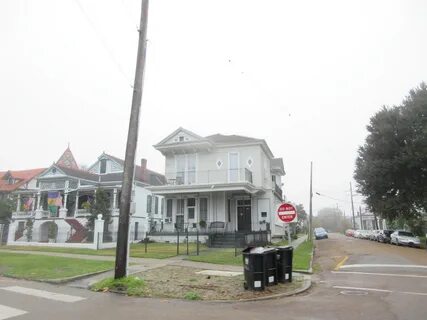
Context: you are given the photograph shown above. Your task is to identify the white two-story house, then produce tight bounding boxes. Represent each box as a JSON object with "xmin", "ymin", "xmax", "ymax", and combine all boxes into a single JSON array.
[{"xmin": 147, "ymin": 128, "xmax": 286, "ymax": 240}]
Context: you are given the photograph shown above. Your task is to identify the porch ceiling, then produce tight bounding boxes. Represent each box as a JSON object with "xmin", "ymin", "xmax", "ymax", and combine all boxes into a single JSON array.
[{"xmin": 147, "ymin": 182, "xmax": 265, "ymax": 196}]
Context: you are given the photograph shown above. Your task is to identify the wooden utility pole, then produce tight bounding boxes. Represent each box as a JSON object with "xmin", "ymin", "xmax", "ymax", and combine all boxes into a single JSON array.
[
  {"xmin": 359, "ymin": 206, "xmax": 363, "ymax": 230},
  {"xmin": 349, "ymin": 182, "xmax": 356, "ymax": 229},
  {"xmin": 308, "ymin": 162, "xmax": 313, "ymax": 241},
  {"xmin": 115, "ymin": 0, "xmax": 149, "ymax": 279}
]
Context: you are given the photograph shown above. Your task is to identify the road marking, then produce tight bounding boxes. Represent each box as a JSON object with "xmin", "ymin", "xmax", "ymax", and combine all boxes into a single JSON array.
[
  {"xmin": 333, "ymin": 286, "xmax": 427, "ymax": 297},
  {"xmin": 339, "ymin": 264, "xmax": 427, "ymax": 270},
  {"xmin": 333, "ymin": 286, "xmax": 392, "ymax": 293},
  {"xmin": 334, "ymin": 256, "xmax": 348, "ymax": 271},
  {"xmin": 0, "ymin": 286, "xmax": 85, "ymax": 303},
  {"xmin": 332, "ymin": 271, "xmax": 427, "ymax": 279},
  {"xmin": 0, "ymin": 304, "xmax": 27, "ymax": 320}
]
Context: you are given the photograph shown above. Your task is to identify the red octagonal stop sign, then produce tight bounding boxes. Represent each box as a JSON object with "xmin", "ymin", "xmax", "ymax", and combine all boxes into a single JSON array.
[{"xmin": 277, "ymin": 203, "xmax": 297, "ymax": 223}]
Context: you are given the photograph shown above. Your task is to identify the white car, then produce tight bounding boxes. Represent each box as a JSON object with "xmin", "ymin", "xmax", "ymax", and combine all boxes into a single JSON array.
[{"xmin": 390, "ymin": 230, "xmax": 421, "ymax": 248}]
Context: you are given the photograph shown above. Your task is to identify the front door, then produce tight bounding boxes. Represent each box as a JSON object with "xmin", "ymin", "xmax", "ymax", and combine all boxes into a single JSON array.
[{"xmin": 237, "ymin": 205, "xmax": 251, "ymax": 231}]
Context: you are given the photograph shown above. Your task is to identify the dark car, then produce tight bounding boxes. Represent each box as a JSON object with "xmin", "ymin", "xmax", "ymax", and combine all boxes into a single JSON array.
[
  {"xmin": 314, "ymin": 227, "xmax": 328, "ymax": 240},
  {"xmin": 377, "ymin": 229, "xmax": 394, "ymax": 243}
]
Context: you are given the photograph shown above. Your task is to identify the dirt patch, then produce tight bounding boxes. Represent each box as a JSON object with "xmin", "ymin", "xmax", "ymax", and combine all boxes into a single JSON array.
[{"xmin": 133, "ymin": 265, "xmax": 305, "ymax": 301}]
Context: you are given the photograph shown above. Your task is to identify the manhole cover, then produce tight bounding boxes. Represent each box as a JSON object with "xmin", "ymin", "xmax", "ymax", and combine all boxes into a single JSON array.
[{"xmin": 340, "ymin": 290, "xmax": 368, "ymax": 296}]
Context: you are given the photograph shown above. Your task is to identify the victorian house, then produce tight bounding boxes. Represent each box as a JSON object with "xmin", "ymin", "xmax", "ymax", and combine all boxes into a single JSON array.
[
  {"xmin": 8, "ymin": 147, "xmax": 165, "ymax": 245},
  {"xmin": 147, "ymin": 128, "xmax": 286, "ymax": 242}
]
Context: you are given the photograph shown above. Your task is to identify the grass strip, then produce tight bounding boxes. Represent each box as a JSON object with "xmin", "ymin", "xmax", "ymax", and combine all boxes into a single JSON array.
[{"xmin": 0, "ymin": 252, "xmax": 113, "ymax": 280}]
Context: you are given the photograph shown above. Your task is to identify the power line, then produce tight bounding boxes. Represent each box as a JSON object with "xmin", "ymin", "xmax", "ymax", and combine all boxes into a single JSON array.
[{"xmin": 73, "ymin": 0, "xmax": 133, "ymax": 87}]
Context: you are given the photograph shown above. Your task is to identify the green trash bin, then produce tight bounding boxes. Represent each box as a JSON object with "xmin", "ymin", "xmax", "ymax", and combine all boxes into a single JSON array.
[
  {"xmin": 242, "ymin": 247, "xmax": 278, "ymax": 291},
  {"xmin": 276, "ymin": 246, "xmax": 293, "ymax": 283}
]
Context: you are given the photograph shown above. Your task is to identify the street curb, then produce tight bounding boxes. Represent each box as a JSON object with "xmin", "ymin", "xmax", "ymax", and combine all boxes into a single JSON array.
[
  {"xmin": 1, "ymin": 269, "xmax": 113, "ymax": 285},
  {"xmin": 41, "ymin": 269, "xmax": 113, "ymax": 284}
]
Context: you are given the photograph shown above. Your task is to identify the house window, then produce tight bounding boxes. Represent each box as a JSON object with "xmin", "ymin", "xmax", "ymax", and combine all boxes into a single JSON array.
[
  {"xmin": 187, "ymin": 198, "xmax": 195, "ymax": 220},
  {"xmin": 161, "ymin": 198, "xmax": 164, "ymax": 216},
  {"xmin": 154, "ymin": 196, "xmax": 159, "ymax": 214},
  {"xmin": 179, "ymin": 136, "xmax": 184, "ymax": 142},
  {"xmin": 272, "ymin": 175, "xmax": 276, "ymax": 183},
  {"xmin": 229, "ymin": 152, "xmax": 239, "ymax": 182},
  {"xmin": 100, "ymin": 159, "xmax": 107, "ymax": 174},
  {"xmin": 146, "ymin": 195, "xmax": 152, "ymax": 213},
  {"xmin": 199, "ymin": 198, "xmax": 208, "ymax": 223},
  {"xmin": 8, "ymin": 177, "xmax": 14, "ymax": 185},
  {"xmin": 166, "ymin": 199, "xmax": 172, "ymax": 218},
  {"xmin": 177, "ymin": 199, "xmax": 184, "ymax": 215}
]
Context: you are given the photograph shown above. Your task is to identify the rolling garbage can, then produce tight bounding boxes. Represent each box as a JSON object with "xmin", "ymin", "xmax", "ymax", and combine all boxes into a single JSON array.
[
  {"xmin": 242, "ymin": 247, "xmax": 278, "ymax": 291},
  {"xmin": 276, "ymin": 246, "xmax": 293, "ymax": 283}
]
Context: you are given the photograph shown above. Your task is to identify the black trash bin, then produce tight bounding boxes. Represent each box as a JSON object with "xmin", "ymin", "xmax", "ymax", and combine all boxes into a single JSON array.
[
  {"xmin": 276, "ymin": 246, "xmax": 293, "ymax": 283},
  {"xmin": 242, "ymin": 247, "xmax": 278, "ymax": 291}
]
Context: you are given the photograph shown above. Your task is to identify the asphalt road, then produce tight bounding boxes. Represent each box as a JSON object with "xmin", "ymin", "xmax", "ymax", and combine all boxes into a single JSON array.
[{"xmin": 1, "ymin": 233, "xmax": 426, "ymax": 320}]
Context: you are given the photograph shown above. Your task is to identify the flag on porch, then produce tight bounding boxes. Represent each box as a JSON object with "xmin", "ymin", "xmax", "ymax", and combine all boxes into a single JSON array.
[
  {"xmin": 47, "ymin": 192, "xmax": 62, "ymax": 214},
  {"xmin": 23, "ymin": 197, "xmax": 33, "ymax": 211}
]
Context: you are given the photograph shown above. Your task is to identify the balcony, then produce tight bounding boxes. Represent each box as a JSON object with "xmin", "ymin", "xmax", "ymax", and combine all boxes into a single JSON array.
[
  {"xmin": 274, "ymin": 183, "xmax": 283, "ymax": 199},
  {"xmin": 166, "ymin": 168, "xmax": 253, "ymax": 186},
  {"xmin": 12, "ymin": 211, "xmax": 35, "ymax": 219}
]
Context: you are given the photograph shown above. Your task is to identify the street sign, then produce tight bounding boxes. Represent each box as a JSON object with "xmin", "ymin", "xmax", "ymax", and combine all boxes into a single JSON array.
[{"xmin": 277, "ymin": 203, "xmax": 297, "ymax": 223}]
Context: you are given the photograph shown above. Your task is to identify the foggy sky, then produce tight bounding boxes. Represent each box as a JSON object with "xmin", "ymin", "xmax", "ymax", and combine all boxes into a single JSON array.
[{"xmin": 1, "ymin": 0, "xmax": 426, "ymax": 216}]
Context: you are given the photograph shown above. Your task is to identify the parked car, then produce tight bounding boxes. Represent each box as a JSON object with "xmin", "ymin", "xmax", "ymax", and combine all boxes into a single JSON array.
[
  {"xmin": 314, "ymin": 227, "xmax": 328, "ymax": 240},
  {"xmin": 353, "ymin": 230, "xmax": 361, "ymax": 238},
  {"xmin": 357, "ymin": 230, "xmax": 370, "ymax": 239},
  {"xmin": 377, "ymin": 230, "xmax": 394, "ymax": 243},
  {"xmin": 345, "ymin": 229, "xmax": 355, "ymax": 237},
  {"xmin": 369, "ymin": 230, "xmax": 381, "ymax": 241},
  {"xmin": 390, "ymin": 230, "xmax": 421, "ymax": 248}
]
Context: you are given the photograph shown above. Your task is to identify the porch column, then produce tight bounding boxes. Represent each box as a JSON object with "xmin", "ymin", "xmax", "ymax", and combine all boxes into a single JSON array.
[
  {"xmin": 74, "ymin": 191, "xmax": 79, "ymax": 216},
  {"xmin": 31, "ymin": 193, "xmax": 36, "ymax": 211},
  {"xmin": 16, "ymin": 194, "xmax": 21, "ymax": 212},
  {"xmin": 36, "ymin": 192, "xmax": 41, "ymax": 210},
  {"xmin": 63, "ymin": 193, "xmax": 68, "ymax": 209},
  {"xmin": 113, "ymin": 188, "xmax": 118, "ymax": 209}
]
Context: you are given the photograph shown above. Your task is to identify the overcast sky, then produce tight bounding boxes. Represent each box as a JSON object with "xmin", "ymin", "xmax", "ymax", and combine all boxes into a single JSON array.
[{"xmin": 1, "ymin": 0, "xmax": 426, "ymax": 216}]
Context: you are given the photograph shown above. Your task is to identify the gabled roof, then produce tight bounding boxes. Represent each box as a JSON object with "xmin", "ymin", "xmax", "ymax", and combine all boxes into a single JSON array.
[
  {"xmin": 205, "ymin": 134, "xmax": 262, "ymax": 144},
  {"xmin": 0, "ymin": 168, "xmax": 45, "ymax": 192},
  {"xmin": 56, "ymin": 147, "xmax": 79, "ymax": 170}
]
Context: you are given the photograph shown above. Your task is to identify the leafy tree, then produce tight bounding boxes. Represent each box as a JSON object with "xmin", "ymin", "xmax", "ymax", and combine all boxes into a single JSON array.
[
  {"xmin": 86, "ymin": 188, "xmax": 112, "ymax": 232},
  {"xmin": 315, "ymin": 207, "xmax": 352, "ymax": 233},
  {"xmin": 295, "ymin": 204, "xmax": 307, "ymax": 231},
  {"xmin": 0, "ymin": 198, "xmax": 14, "ymax": 221},
  {"xmin": 354, "ymin": 83, "xmax": 427, "ymax": 224}
]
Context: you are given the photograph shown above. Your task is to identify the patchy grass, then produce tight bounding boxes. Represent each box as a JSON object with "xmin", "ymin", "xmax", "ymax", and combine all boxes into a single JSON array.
[
  {"xmin": 91, "ymin": 276, "xmax": 145, "ymax": 296},
  {"xmin": 0, "ymin": 252, "xmax": 113, "ymax": 280},
  {"xmin": 2, "ymin": 242, "xmax": 203, "ymax": 259},
  {"xmin": 184, "ymin": 291, "xmax": 202, "ymax": 300},
  {"xmin": 293, "ymin": 240, "xmax": 313, "ymax": 271},
  {"xmin": 419, "ymin": 236, "xmax": 426, "ymax": 249}
]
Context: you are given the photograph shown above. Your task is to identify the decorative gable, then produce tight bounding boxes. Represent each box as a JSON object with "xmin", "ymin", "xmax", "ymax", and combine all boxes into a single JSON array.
[
  {"xmin": 88, "ymin": 153, "xmax": 124, "ymax": 174},
  {"xmin": 39, "ymin": 165, "xmax": 66, "ymax": 178},
  {"xmin": 156, "ymin": 127, "xmax": 204, "ymax": 146},
  {"xmin": 57, "ymin": 147, "xmax": 79, "ymax": 170}
]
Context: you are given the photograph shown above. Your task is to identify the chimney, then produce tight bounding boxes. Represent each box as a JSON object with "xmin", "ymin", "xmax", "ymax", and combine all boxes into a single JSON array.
[{"xmin": 141, "ymin": 158, "xmax": 147, "ymax": 170}]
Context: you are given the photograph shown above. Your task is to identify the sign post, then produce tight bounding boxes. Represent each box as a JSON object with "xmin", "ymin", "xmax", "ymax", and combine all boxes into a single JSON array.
[{"xmin": 277, "ymin": 203, "xmax": 298, "ymax": 245}]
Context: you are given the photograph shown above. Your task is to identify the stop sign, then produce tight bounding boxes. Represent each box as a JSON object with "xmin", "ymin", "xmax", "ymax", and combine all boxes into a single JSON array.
[{"xmin": 277, "ymin": 203, "xmax": 297, "ymax": 223}]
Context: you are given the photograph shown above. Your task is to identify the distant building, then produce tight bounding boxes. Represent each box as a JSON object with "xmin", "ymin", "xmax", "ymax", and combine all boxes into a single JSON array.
[{"xmin": 7, "ymin": 148, "xmax": 165, "ymax": 245}]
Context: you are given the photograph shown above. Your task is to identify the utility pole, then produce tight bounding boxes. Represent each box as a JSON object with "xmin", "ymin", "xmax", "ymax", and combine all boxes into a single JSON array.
[
  {"xmin": 359, "ymin": 206, "xmax": 363, "ymax": 230},
  {"xmin": 308, "ymin": 162, "xmax": 313, "ymax": 241},
  {"xmin": 115, "ymin": 0, "xmax": 149, "ymax": 279},
  {"xmin": 349, "ymin": 182, "xmax": 356, "ymax": 229}
]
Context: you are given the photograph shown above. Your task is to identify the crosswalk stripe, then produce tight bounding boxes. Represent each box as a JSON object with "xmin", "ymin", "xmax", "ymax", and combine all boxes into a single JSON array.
[
  {"xmin": 0, "ymin": 286, "xmax": 85, "ymax": 303},
  {"xmin": 0, "ymin": 304, "xmax": 27, "ymax": 320}
]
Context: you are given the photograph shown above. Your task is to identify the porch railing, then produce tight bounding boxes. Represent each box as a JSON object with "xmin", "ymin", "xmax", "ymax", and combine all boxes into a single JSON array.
[{"xmin": 165, "ymin": 168, "xmax": 254, "ymax": 186}]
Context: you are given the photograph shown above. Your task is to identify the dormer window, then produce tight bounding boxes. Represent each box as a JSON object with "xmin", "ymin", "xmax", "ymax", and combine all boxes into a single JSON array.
[
  {"xmin": 179, "ymin": 136, "xmax": 184, "ymax": 142},
  {"xmin": 8, "ymin": 177, "xmax": 14, "ymax": 185},
  {"xmin": 100, "ymin": 159, "xmax": 107, "ymax": 174}
]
